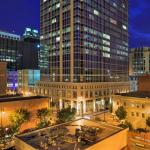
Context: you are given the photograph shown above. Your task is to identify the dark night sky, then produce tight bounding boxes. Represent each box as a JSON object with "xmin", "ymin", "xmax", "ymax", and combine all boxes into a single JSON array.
[{"xmin": 0, "ymin": 0, "xmax": 150, "ymax": 48}]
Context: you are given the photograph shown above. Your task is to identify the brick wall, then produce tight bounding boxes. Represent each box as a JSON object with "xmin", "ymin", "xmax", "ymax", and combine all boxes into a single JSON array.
[
  {"xmin": 0, "ymin": 62, "xmax": 7, "ymax": 95},
  {"xmin": 138, "ymin": 75, "xmax": 150, "ymax": 92},
  {"xmin": 0, "ymin": 97, "xmax": 49, "ymax": 131}
]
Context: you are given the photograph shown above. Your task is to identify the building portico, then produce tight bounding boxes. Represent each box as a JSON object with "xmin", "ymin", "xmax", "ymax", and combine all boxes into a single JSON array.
[{"xmin": 35, "ymin": 81, "xmax": 129, "ymax": 115}]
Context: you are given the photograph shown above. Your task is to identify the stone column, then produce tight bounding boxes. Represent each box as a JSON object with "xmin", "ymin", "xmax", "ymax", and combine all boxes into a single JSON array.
[
  {"xmin": 93, "ymin": 99, "xmax": 96, "ymax": 112},
  {"xmin": 76, "ymin": 101, "xmax": 80, "ymax": 115},
  {"xmin": 109, "ymin": 97, "xmax": 112, "ymax": 104},
  {"xmin": 59, "ymin": 99, "xmax": 63, "ymax": 110},
  {"xmin": 71, "ymin": 100, "xmax": 74, "ymax": 109},
  {"xmin": 83, "ymin": 100, "xmax": 86, "ymax": 114}
]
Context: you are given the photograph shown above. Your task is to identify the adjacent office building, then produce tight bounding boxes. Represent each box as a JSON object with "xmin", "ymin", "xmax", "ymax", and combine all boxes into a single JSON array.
[
  {"xmin": 129, "ymin": 47, "xmax": 150, "ymax": 76},
  {"xmin": 18, "ymin": 69, "xmax": 41, "ymax": 95},
  {"xmin": 37, "ymin": 0, "xmax": 129, "ymax": 114},
  {"xmin": 0, "ymin": 28, "xmax": 40, "ymax": 71},
  {"xmin": 0, "ymin": 30, "xmax": 20, "ymax": 70},
  {"xmin": 0, "ymin": 28, "xmax": 40, "ymax": 91},
  {"xmin": 129, "ymin": 47, "xmax": 150, "ymax": 91}
]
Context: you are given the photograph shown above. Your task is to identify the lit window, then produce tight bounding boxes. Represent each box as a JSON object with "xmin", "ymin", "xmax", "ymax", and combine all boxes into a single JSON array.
[
  {"xmin": 103, "ymin": 52, "xmax": 110, "ymax": 58},
  {"xmin": 94, "ymin": 10, "xmax": 99, "ymax": 16},
  {"xmin": 56, "ymin": 36, "xmax": 60, "ymax": 42},
  {"xmin": 110, "ymin": 18, "xmax": 117, "ymax": 25},
  {"xmin": 122, "ymin": 25, "xmax": 127, "ymax": 30},
  {"xmin": 103, "ymin": 33, "xmax": 110, "ymax": 40},
  {"xmin": 102, "ymin": 40, "xmax": 110, "ymax": 46},
  {"xmin": 103, "ymin": 46, "xmax": 110, "ymax": 52},
  {"xmin": 56, "ymin": 3, "xmax": 60, "ymax": 8},
  {"xmin": 52, "ymin": 18, "xmax": 56, "ymax": 24}
]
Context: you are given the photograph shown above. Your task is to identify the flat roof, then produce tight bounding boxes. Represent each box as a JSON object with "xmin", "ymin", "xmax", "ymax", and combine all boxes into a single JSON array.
[
  {"xmin": 17, "ymin": 119, "xmax": 124, "ymax": 150},
  {"xmin": 0, "ymin": 95, "xmax": 47, "ymax": 103},
  {"xmin": 116, "ymin": 92, "xmax": 150, "ymax": 98}
]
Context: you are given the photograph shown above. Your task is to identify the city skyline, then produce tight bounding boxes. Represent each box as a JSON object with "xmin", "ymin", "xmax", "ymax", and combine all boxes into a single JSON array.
[
  {"xmin": 0, "ymin": 0, "xmax": 150, "ymax": 48},
  {"xmin": 0, "ymin": 1, "xmax": 150, "ymax": 150}
]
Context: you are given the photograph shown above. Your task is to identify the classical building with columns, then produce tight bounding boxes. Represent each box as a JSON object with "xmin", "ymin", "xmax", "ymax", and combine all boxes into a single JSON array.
[
  {"xmin": 37, "ymin": 0, "xmax": 129, "ymax": 114},
  {"xmin": 35, "ymin": 81, "xmax": 129, "ymax": 115}
]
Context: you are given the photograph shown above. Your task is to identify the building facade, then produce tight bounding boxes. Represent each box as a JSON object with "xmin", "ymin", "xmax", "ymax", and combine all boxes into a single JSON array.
[
  {"xmin": 0, "ymin": 95, "xmax": 49, "ymax": 130},
  {"xmin": 0, "ymin": 62, "xmax": 7, "ymax": 95},
  {"xmin": 18, "ymin": 69, "xmax": 41, "ymax": 95},
  {"xmin": 129, "ymin": 47, "xmax": 150, "ymax": 76},
  {"xmin": 0, "ymin": 30, "xmax": 20, "ymax": 70},
  {"xmin": 0, "ymin": 28, "xmax": 40, "ymax": 71},
  {"xmin": 7, "ymin": 71, "xmax": 18, "ymax": 91},
  {"xmin": 38, "ymin": 0, "xmax": 129, "ymax": 114},
  {"xmin": 113, "ymin": 93, "xmax": 150, "ymax": 129},
  {"xmin": 129, "ymin": 47, "xmax": 150, "ymax": 91}
]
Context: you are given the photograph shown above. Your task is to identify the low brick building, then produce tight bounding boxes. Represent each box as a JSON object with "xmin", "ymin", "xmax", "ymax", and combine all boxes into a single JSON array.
[
  {"xmin": 138, "ymin": 75, "xmax": 150, "ymax": 92},
  {"xmin": 0, "ymin": 95, "xmax": 49, "ymax": 131},
  {"xmin": 0, "ymin": 62, "xmax": 7, "ymax": 95}
]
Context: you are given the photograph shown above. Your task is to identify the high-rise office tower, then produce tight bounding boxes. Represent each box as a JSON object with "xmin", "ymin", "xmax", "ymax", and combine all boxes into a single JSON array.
[
  {"xmin": 0, "ymin": 28, "xmax": 40, "ymax": 91},
  {"xmin": 0, "ymin": 28, "xmax": 40, "ymax": 71},
  {"xmin": 38, "ymin": 0, "xmax": 129, "ymax": 114}
]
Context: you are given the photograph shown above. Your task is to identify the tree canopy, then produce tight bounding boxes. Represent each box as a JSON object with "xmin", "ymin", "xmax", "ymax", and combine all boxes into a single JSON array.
[
  {"xmin": 36, "ymin": 108, "xmax": 51, "ymax": 128},
  {"xmin": 146, "ymin": 117, "xmax": 150, "ymax": 128},
  {"xmin": 9, "ymin": 108, "xmax": 31, "ymax": 133},
  {"xmin": 57, "ymin": 107, "xmax": 76, "ymax": 123},
  {"xmin": 115, "ymin": 106, "xmax": 127, "ymax": 121}
]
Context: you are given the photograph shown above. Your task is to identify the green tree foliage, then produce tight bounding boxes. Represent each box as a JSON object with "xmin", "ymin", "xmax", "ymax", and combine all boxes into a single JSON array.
[
  {"xmin": 36, "ymin": 108, "xmax": 51, "ymax": 128},
  {"xmin": 119, "ymin": 121, "xmax": 133, "ymax": 131},
  {"xmin": 57, "ymin": 107, "xmax": 76, "ymax": 123},
  {"xmin": 115, "ymin": 106, "xmax": 127, "ymax": 121},
  {"xmin": 146, "ymin": 117, "xmax": 150, "ymax": 129},
  {"xmin": 9, "ymin": 108, "xmax": 31, "ymax": 133}
]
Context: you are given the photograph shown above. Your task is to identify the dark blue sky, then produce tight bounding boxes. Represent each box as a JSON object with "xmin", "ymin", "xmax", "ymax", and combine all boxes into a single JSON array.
[{"xmin": 0, "ymin": 0, "xmax": 149, "ymax": 48}]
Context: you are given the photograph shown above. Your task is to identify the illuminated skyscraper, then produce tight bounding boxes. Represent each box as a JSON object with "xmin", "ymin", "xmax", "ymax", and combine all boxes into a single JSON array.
[{"xmin": 38, "ymin": 0, "xmax": 129, "ymax": 114}]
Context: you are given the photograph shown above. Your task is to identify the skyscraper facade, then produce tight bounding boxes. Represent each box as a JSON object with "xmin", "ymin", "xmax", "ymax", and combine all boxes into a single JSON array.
[
  {"xmin": 0, "ymin": 28, "xmax": 40, "ymax": 91},
  {"xmin": 129, "ymin": 47, "xmax": 150, "ymax": 76},
  {"xmin": 38, "ymin": 0, "xmax": 129, "ymax": 114}
]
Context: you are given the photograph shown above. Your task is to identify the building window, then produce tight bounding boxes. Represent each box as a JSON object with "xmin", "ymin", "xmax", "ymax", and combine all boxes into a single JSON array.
[
  {"xmin": 94, "ymin": 10, "xmax": 99, "ymax": 16},
  {"xmin": 124, "ymin": 102, "xmax": 126, "ymax": 106},
  {"xmin": 85, "ymin": 91, "xmax": 88, "ymax": 98},
  {"xmin": 73, "ymin": 91, "xmax": 77, "ymax": 98},
  {"xmin": 131, "ymin": 112, "xmax": 134, "ymax": 116},
  {"xmin": 142, "ymin": 113, "xmax": 145, "ymax": 118},
  {"xmin": 136, "ymin": 112, "xmax": 139, "ymax": 117}
]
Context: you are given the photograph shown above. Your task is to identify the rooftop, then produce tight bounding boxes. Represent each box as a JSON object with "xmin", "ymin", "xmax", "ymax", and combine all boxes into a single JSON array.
[
  {"xmin": 0, "ymin": 30, "xmax": 20, "ymax": 40},
  {"xmin": 116, "ymin": 92, "xmax": 150, "ymax": 98},
  {"xmin": 16, "ymin": 119, "xmax": 124, "ymax": 150},
  {"xmin": 0, "ymin": 95, "xmax": 47, "ymax": 103}
]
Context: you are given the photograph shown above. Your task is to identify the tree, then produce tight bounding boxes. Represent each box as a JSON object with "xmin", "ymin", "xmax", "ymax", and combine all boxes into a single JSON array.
[
  {"xmin": 115, "ymin": 106, "xmax": 127, "ymax": 121},
  {"xmin": 119, "ymin": 121, "xmax": 133, "ymax": 131},
  {"xmin": 146, "ymin": 117, "xmax": 150, "ymax": 131},
  {"xmin": 36, "ymin": 108, "xmax": 51, "ymax": 128},
  {"xmin": 57, "ymin": 107, "xmax": 76, "ymax": 123},
  {"xmin": 9, "ymin": 108, "xmax": 31, "ymax": 133}
]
